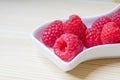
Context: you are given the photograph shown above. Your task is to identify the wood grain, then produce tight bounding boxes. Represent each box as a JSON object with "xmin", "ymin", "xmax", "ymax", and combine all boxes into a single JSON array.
[{"xmin": 0, "ymin": 0, "xmax": 120, "ymax": 80}]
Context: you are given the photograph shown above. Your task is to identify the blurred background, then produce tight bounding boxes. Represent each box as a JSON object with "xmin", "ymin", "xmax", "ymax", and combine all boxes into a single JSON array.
[{"xmin": 0, "ymin": 0, "xmax": 120, "ymax": 80}]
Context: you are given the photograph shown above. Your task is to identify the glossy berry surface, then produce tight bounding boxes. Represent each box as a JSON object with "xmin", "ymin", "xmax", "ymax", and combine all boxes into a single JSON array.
[
  {"xmin": 53, "ymin": 33, "xmax": 83, "ymax": 62},
  {"xmin": 101, "ymin": 22, "xmax": 120, "ymax": 44},
  {"xmin": 92, "ymin": 16, "xmax": 111, "ymax": 31},
  {"xmin": 63, "ymin": 15, "xmax": 86, "ymax": 39},
  {"xmin": 42, "ymin": 20, "xmax": 63, "ymax": 47},
  {"xmin": 82, "ymin": 27, "xmax": 102, "ymax": 48},
  {"xmin": 112, "ymin": 9, "xmax": 120, "ymax": 27}
]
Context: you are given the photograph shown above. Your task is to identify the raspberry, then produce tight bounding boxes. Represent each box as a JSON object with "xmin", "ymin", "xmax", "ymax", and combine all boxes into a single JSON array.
[
  {"xmin": 42, "ymin": 20, "xmax": 63, "ymax": 47},
  {"xmin": 101, "ymin": 22, "xmax": 120, "ymax": 44},
  {"xmin": 53, "ymin": 33, "xmax": 83, "ymax": 62},
  {"xmin": 112, "ymin": 9, "xmax": 120, "ymax": 27},
  {"xmin": 92, "ymin": 16, "xmax": 111, "ymax": 31},
  {"xmin": 63, "ymin": 15, "xmax": 87, "ymax": 39},
  {"xmin": 82, "ymin": 27, "xmax": 102, "ymax": 48}
]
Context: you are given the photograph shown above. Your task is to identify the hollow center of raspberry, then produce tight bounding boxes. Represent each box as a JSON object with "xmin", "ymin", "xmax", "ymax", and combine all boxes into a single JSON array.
[{"xmin": 59, "ymin": 40, "xmax": 67, "ymax": 52}]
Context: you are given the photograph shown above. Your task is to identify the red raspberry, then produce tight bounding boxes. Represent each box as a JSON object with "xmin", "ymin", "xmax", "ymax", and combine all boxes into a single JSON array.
[
  {"xmin": 112, "ymin": 9, "xmax": 120, "ymax": 27},
  {"xmin": 42, "ymin": 20, "xmax": 63, "ymax": 47},
  {"xmin": 101, "ymin": 22, "xmax": 120, "ymax": 44},
  {"xmin": 82, "ymin": 27, "xmax": 102, "ymax": 48},
  {"xmin": 63, "ymin": 15, "xmax": 87, "ymax": 39},
  {"xmin": 53, "ymin": 33, "xmax": 83, "ymax": 62},
  {"xmin": 92, "ymin": 16, "xmax": 111, "ymax": 31}
]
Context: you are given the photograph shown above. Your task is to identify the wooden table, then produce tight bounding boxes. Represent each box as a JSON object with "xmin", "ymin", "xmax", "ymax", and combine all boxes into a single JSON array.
[{"xmin": 0, "ymin": 0, "xmax": 120, "ymax": 80}]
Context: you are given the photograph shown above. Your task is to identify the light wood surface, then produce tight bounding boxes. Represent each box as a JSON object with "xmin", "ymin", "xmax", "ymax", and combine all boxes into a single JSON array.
[{"xmin": 0, "ymin": 0, "xmax": 120, "ymax": 80}]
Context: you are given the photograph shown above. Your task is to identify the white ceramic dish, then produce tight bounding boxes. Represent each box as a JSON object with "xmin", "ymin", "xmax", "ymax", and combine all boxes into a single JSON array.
[{"xmin": 31, "ymin": 5, "xmax": 120, "ymax": 71}]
